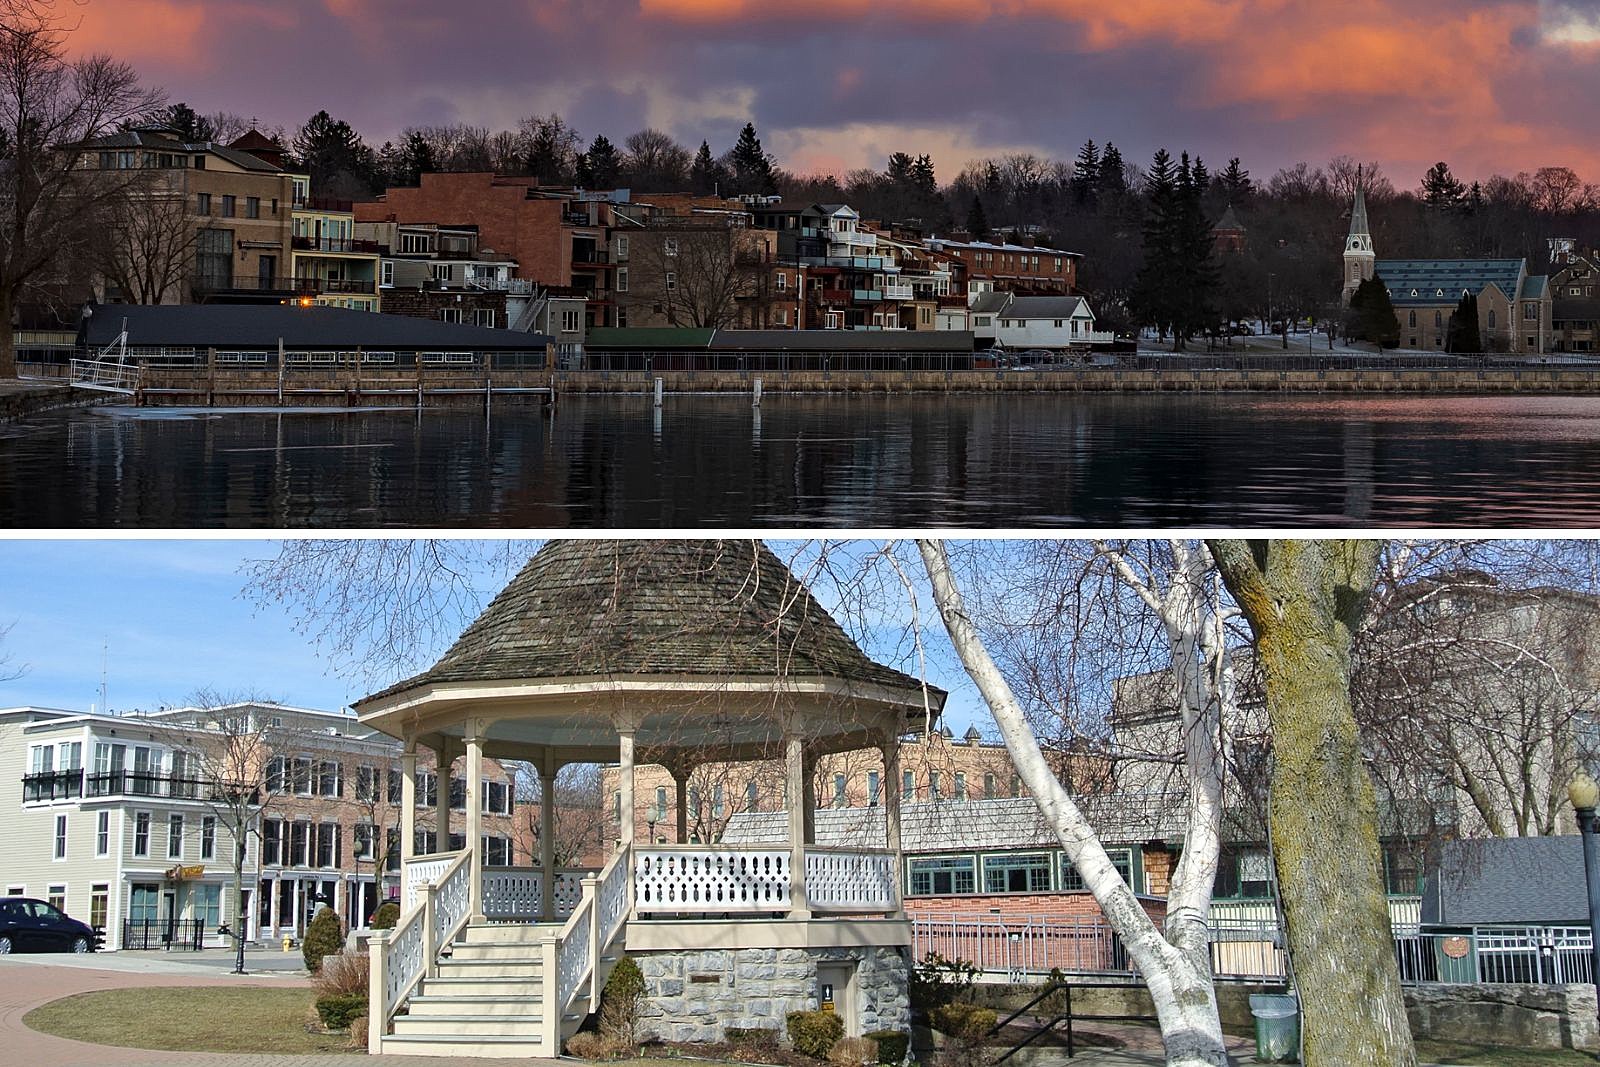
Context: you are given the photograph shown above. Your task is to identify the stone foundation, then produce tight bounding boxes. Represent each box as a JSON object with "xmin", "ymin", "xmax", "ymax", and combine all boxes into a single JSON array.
[
  {"xmin": 635, "ymin": 945, "xmax": 910, "ymax": 1043},
  {"xmin": 1405, "ymin": 983, "xmax": 1599, "ymax": 1052}
]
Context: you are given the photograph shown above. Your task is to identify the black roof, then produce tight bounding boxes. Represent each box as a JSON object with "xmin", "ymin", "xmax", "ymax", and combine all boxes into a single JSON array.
[
  {"xmin": 79, "ymin": 304, "xmax": 551, "ymax": 351},
  {"xmin": 707, "ymin": 329, "xmax": 975, "ymax": 352},
  {"xmin": 1421, "ymin": 836, "xmax": 1588, "ymax": 927},
  {"xmin": 363, "ymin": 540, "xmax": 940, "ymax": 704}
]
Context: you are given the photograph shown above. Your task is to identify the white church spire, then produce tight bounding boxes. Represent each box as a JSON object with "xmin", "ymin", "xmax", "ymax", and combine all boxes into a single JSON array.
[{"xmin": 1342, "ymin": 165, "xmax": 1376, "ymax": 305}]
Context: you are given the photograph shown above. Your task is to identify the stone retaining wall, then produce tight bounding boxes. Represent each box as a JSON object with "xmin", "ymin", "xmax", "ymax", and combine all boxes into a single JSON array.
[
  {"xmin": 0, "ymin": 382, "xmax": 100, "ymax": 423},
  {"xmin": 635, "ymin": 945, "xmax": 910, "ymax": 1044}
]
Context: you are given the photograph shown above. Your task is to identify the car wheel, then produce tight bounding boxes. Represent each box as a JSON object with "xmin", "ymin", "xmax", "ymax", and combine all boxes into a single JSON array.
[
  {"xmin": 0, "ymin": 935, "xmax": 11, "ymax": 954},
  {"xmin": 72, "ymin": 936, "xmax": 90, "ymax": 953}
]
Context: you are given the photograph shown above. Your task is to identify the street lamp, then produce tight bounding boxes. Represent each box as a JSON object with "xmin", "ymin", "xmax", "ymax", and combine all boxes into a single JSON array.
[{"xmin": 1567, "ymin": 769, "xmax": 1600, "ymax": 1011}]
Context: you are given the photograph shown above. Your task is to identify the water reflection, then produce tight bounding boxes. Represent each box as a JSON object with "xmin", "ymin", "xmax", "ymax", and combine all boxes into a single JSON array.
[{"xmin": 1, "ymin": 393, "xmax": 1599, "ymax": 527}]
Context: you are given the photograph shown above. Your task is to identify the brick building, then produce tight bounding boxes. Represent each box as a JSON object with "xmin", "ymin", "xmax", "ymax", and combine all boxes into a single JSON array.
[
  {"xmin": 1547, "ymin": 238, "xmax": 1600, "ymax": 353},
  {"xmin": 925, "ymin": 236, "xmax": 1080, "ymax": 297}
]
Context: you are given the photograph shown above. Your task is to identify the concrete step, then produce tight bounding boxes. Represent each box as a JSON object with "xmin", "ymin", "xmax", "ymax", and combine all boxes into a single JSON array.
[
  {"xmin": 407, "ymin": 993, "xmax": 545, "ymax": 1017},
  {"xmin": 447, "ymin": 941, "xmax": 549, "ymax": 961},
  {"xmin": 436, "ymin": 957, "xmax": 545, "ymax": 979},
  {"xmin": 422, "ymin": 975, "xmax": 545, "ymax": 997},
  {"xmin": 379, "ymin": 1033, "xmax": 545, "ymax": 1058},
  {"xmin": 459, "ymin": 922, "xmax": 562, "ymax": 944},
  {"xmin": 392, "ymin": 1014, "xmax": 547, "ymax": 1037}
]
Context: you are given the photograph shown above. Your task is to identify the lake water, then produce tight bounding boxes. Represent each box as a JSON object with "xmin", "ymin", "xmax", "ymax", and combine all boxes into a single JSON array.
[{"xmin": 3, "ymin": 393, "xmax": 1600, "ymax": 527}]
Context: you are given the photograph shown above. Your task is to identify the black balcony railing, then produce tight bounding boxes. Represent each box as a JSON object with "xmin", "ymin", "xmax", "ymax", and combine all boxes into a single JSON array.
[
  {"xmin": 571, "ymin": 249, "xmax": 610, "ymax": 266},
  {"xmin": 294, "ymin": 194, "xmax": 355, "ymax": 212},
  {"xmin": 58, "ymin": 770, "xmax": 261, "ymax": 803},
  {"xmin": 22, "ymin": 769, "xmax": 84, "ymax": 802},
  {"xmin": 191, "ymin": 273, "xmax": 296, "ymax": 294},
  {"xmin": 293, "ymin": 276, "xmax": 376, "ymax": 295},
  {"xmin": 293, "ymin": 235, "xmax": 380, "ymax": 254}
]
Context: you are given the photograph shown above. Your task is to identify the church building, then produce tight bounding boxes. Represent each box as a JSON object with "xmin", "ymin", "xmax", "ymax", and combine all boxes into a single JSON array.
[{"xmin": 1342, "ymin": 175, "xmax": 1552, "ymax": 354}]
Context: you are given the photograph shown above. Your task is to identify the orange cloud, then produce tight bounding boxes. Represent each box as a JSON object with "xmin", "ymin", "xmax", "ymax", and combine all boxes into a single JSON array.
[{"xmin": 68, "ymin": 0, "xmax": 208, "ymax": 64}]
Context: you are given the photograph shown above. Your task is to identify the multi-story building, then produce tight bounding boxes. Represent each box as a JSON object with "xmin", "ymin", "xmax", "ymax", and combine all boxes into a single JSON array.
[
  {"xmin": 1547, "ymin": 238, "xmax": 1600, "ymax": 353},
  {"xmin": 925, "ymin": 235, "xmax": 1080, "ymax": 297},
  {"xmin": 83, "ymin": 126, "xmax": 295, "ymax": 306},
  {"xmin": 288, "ymin": 176, "xmax": 381, "ymax": 312},
  {"xmin": 2, "ymin": 701, "xmax": 520, "ymax": 949}
]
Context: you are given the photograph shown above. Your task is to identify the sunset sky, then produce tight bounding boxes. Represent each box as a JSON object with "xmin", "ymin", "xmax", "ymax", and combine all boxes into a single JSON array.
[{"xmin": 63, "ymin": 0, "xmax": 1600, "ymax": 190}]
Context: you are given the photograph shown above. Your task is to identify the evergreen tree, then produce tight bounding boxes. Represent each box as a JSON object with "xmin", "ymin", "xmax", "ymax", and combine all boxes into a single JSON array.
[
  {"xmin": 579, "ymin": 134, "xmax": 622, "ymax": 188},
  {"xmin": 1420, "ymin": 161, "xmax": 1466, "ymax": 209},
  {"xmin": 1131, "ymin": 148, "xmax": 1179, "ymax": 341},
  {"xmin": 1347, "ymin": 275, "xmax": 1400, "ymax": 350},
  {"xmin": 885, "ymin": 151, "xmax": 915, "ymax": 187},
  {"xmin": 523, "ymin": 114, "xmax": 580, "ymax": 185},
  {"xmin": 689, "ymin": 140, "xmax": 724, "ymax": 195},
  {"xmin": 1097, "ymin": 143, "xmax": 1126, "ymax": 197},
  {"xmin": 1447, "ymin": 291, "xmax": 1481, "ymax": 352},
  {"xmin": 1171, "ymin": 152, "xmax": 1219, "ymax": 347},
  {"xmin": 390, "ymin": 129, "xmax": 437, "ymax": 186},
  {"xmin": 293, "ymin": 110, "xmax": 378, "ymax": 196},
  {"xmin": 1190, "ymin": 155, "xmax": 1210, "ymax": 194},
  {"xmin": 727, "ymin": 122, "xmax": 776, "ymax": 195},
  {"xmin": 965, "ymin": 196, "xmax": 990, "ymax": 240},
  {"xmin": 1071, "ymin": 140, "xmax": 1100, "ymax": 206},
  {"xmin": 159, "ymin": 102, "xmax": 214, "ymax": 142},
  {"xmin": 1217, "ymin": 157, "xmax": 1253, "ymax": 203}
]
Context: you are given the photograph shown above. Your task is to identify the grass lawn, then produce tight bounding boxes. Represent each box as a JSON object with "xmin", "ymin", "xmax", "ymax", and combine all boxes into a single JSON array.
[
  {"xmin": 1413, "ymin": 1039, "xmax": 1599, "ymax": 1066},
  {"xmin": 23, "ymin": 986, "xmax": 354, "ymax": 1054}
]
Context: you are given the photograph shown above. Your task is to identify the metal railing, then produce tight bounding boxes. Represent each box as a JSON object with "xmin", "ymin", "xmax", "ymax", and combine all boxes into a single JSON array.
[
  {"xmin": 292, "ymin": 276, "xmax": 377, "ymax": 295},
  {"xmin": 293, "ymin": 235, "xmax": 381, "ymax": 254},
  {"xmin": 22, "ymin": 769, "xmax": 85, "ymax": 802},
  {"xmin": 25, "ymin": 768, "xmax": 253, "ymax": 802},
  {"xmin": 122, "ymin": 917, "xmax": 205, "ymax": 951},
  {"xmin": 69, "ymin": 358, "xmax": 141, "ymax": 391}
]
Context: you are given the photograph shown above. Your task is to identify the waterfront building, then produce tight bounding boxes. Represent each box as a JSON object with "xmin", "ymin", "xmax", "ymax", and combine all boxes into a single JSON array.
[
  {"xmin": 969, "ymin": 293, "xmax": 1114, "ymax": 350},
  {"xmin": 1547, "ymin": 238, "xmax": 1600, "ymax": 353},
  {"xmin": 924, "ymin": 235, "xmax": 1080, "ymax": 297},
  {"xmin": 358, "ymin": 539, "xmax": 932, "ymax": 1055},
  {"xmin": 1341, "ymin": 175, "xmax": 1552, "ymax": 353},
  {"xmin": 288, "ymin": 177, "xmax": 382, "ymax": 313}
]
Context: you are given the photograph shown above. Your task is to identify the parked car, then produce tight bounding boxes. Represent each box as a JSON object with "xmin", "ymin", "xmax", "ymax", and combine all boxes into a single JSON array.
[{"xmin": 0, "ymin": 896, "xmax": 97, "ymax": 953}]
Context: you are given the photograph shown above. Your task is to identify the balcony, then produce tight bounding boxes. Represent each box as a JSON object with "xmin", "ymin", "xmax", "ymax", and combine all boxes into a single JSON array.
[
  {"xmin": 571, "ymin": 249, "xmax": 612, "ymax": 267},
  {"xmin": 191, "ymin": 273, "xmax": 295, "ymax": 295},
  {"xmin": 292, "ymin": 235, "xmax": 381, "ymax": 255},
  {"xmin": 853, "ymin": 289, "xmax": 883, "ymax": 303},
  {"xmin": 829, "ymin": 230, "xmax": 876, "ymax": 249},
  {"xmin": 881, "ymin": 284, "xmax": 914, "ymax": 301},
  {"xmin": 23, "ymin": 769, "xmax": 259, "ymax": 804},
  {"xmin": 294, "ymin": 276, "xmax": 377, "ymax": 295},
  {"xmin": 22, "ymin": 769, "xmax": 84, "ymax": 802},
  {"xmin": 294, "ymin": 195, "xmax": 355, "ymax": 212}
]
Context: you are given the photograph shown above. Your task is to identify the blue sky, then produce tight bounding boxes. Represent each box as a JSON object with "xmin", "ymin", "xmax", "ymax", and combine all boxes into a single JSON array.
[{"xmin": 0, "ymin": 539, "xmax": 989, "ymax": 733}]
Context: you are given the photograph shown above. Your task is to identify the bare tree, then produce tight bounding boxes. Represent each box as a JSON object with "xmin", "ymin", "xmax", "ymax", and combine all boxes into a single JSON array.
[
  {"xmin": 622, "ymin": 128, "xmax": 691, "ymax": 191},
  {"xmin": 0, "ymin": 12, "xmax": 162, "ymax": 375},
  {"xmin": 628, "ymin": 223, "xmax": 767, "ymax": 328},
  {"xmin": 511, "ymin": 762, "xmax": 609, "ymax": 866},
  {"xmin": 97, "ymin": 178, "xmax": 198, "ymax": 303},
  {"xmin": 1209, "ymin": 539, "xmax": 1415, "ymax": 1067}
]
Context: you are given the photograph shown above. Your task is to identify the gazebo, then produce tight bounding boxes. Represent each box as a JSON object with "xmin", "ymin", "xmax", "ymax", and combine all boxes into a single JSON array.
[{"xmin": 358, "ymin": 540, "xmax": 944, "ymax": 1058}]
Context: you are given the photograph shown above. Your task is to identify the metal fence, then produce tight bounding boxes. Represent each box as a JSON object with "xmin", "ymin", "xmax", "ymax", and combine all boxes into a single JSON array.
[
  {"xmin": 912, "ymin": 915, "xmax": 1595, "ymax": 987},
  {"xmin": 121, "ymin": 917, "xmax": 206, "ymax": 951}
]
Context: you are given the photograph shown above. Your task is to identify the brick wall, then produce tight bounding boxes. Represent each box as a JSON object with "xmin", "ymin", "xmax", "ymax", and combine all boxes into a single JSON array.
[
  {"xmin": 904, "ymin": 891, "xmax": 1166, "ymax": 925},
  {"xmin": 379, "ymin": 287, "xmax": 508, "ymax": 326}
]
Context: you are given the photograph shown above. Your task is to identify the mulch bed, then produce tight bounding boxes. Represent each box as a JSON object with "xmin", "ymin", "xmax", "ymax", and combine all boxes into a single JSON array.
[{"xmin": 641, "ymin": 1039, "xmax": 821, "ymax": 1067}]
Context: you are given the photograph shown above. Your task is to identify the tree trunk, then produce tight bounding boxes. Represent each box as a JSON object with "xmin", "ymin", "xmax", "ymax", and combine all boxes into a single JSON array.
[
  {"xmin": 1209, "ymin": 539, "xmax": 1416, "ymax": 1067},
  {"xmin": 0, "ymin": 287, "xmax": 16, "ymax": 379},
  {"xmin": 919, "ymin": 540, "xmax": 1231, "ymax": 1067}
]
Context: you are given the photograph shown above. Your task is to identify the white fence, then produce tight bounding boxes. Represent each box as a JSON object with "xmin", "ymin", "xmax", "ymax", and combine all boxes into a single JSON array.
[
  {"xmin": 480, "ymin": 867, "xmax": 590, "ymax": 921},
  {"xmin": 634, "ymin": 847, "xmax": 793, "ymax": 913},
  {"xmin": 805, "ymin": 847, "xmax": 899, "ymax": 912}
]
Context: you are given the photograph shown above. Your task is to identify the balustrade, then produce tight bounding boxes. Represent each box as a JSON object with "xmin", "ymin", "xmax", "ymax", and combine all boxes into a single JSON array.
[
  {"xmin": 805, "ymin": 847, "xmax": 898, "ymax": 912},
  {"xmin": 634, "ymin": 847, "xmax": 792, "ymax": 913},
  {"xmin": 481, "ymin": 867, "xmax": 591, "ymax": 921}
]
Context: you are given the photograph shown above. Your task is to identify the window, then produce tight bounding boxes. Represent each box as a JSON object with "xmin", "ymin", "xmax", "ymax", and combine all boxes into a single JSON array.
[
  {"xmin": 1383, "ymin": 843, "xmax": 1422, "ymax": 895},
  {"xmin": 195, "ymin": 883, "xmax": 221, "ymax": 929},
  {"xmin": 616, "ymin": 267, "xmax": 629, "ymax": 292},
  {"xmin": 954, "ymin": 772, "xmax": 967, "ymax": 801},
  {"xmin": 386, "ymin": 768, "xmax": 402, "ymax": 805},
  {"xmin": 1214, "ymin": 848, "xmax": 1272, "ymax": 899},
  {"xmin": 1061, "ymin": 848, "xmax": 1135, "ymax": 891},
  {"xmin": 95, "ymin": 811, "xmax": 109, "ymax": 856},
  {"xmin": 929, "ymin": 770, "xmax": 941, "ymax": 800},
  {"xmin": 414, "ymin": 829, "xmax": 437, "ymax": 855},
  {"xmin": 355, "ymin": 765, "xmax": 376, "ymax": 802},
  {"xmin": 1488, "ymin": 309, "xmax": 1497, "ymax": 329},
  {"xmin": 265, "ymin": 755, "xmax": 286, "ymax": 793},
  {"xmin": 902, "ymin": 769, "xmax": 914, "ymax": 799},
  {"xmin": 449, "ymin": 776, "xmax": 466, "ymax": 811},
  {"xmin": 386, "ymin": 828, "xmax": 401, "ymax": 872},
  {"xmin": 975, "ymin": 316, "xmax": 991, "ymax": 326},
  {"xmin": 54, "ymin": 814, "xmax": 67, "ymax": 859},
  {"xmin": 1525, "ymin": 302, "xmax": 1538, "ymax": 321},
  {"xmin": 90, "ymin": 884, "xmax": 108, "ymax": 931},
  {"xmin": 354, "ymin": 823, "xmax": 375, "ymax": 860},
  {"xmin": 775, "ymin": 309, "xmax": 787, "ymax": 325},
  {"xmin": 482, "ymin": 779, "xmax": 510, "ymax": 815},
  {"xmin": 1407, "ymin": 311, "xmax": 1416, "ymax": 328},
  {"xmin": 316, "ymin": 823, "xmax": 339, "ymax": 868},
  {"xmin": 663, "ymin": 238, "xmax": 679, "ymax": 257},
  {"xmin": 867, "ymin": 770, "xmax": 880, "ymax": 806},
  {"xmin": 483, "ymin": 836, "xmax": 511, "ymax": 866},
  {"xmin": 1012, "ymin": 775, "xmax": 1022, "ymax": 798},
  {"xmin": 201, "ymin": 816, "xmax": 216, "ymax": 860},
  {"xmin": 289, "ymin": 819, "xmax": 311, "ymax": 866},
  {"xmin": 196, "ymin": 192, "xmax": 212, "ymax": 215},
  {"xmin": 48, "ymin": 885, "xmax": 66, "ymax": 912},
  {"xmin": 94, "ymin": 741, "xmax": 125, "ymax": 777},
  {"xmin": 1435, "ymin": 310, "xmax": 1443, "ymax": 328},
  {"xmin": 775, "ymin": 272, "xmax": 787, "ymax": 291},
  {"xmin": 61, "ymin": 742, "xmax": 81, "ymax": 770},
  {"xmin": 167, "ymin": 814, "xmax": 184, "ymax": 858},
  {"xmin": 419, "ymin": 771, "xmax": 437, "ymax": 808},
  {"xmin": 617, "ymin": 236, "xmax": 629, "ymax": 259},
  {"xmin": 431, "ymin": 263, "xmax": 454, "ymax": 284},
  {"xmin": 984, "ymin": 773, "xmax": 997, "ymax": 799},
  {"xmin": 291, "ymin": 757, "xmax": 313, "ymax": 796},
  {"xmin": 29, "ymin": 744, "xmax": 53, "ymax": 774},
  {"xmin": 317, "ymin": 760, "xmax": 342, "ymax": 798},
  {"xmin": 262, "ymin": 818, "xmax": 282, "ymax": 866},
  {"xmin": 665, "ymin": 271, "xmax": 677, "ymax": 291},
  {"xmin": 129, "ymin": 883, "xmax": 159, "ymax": 923},
  {"xmin": 560, "ymin": 309, "xmax": 581, "ymax": 333},
  {"xmin": 909, "ymin": 856, "xmax": 976, "ymax": 896},
  {"xmin": 379, "ymin": 260, "xmax": 394, "ymax": 287},
  {"xmin": 133, "ymin": 812, "xmax": 150, "ymax": 856},
  {"xmin": 983, "ymin": 853, "xmax": 1052, "ymax": 893},
  {"xmin": 448, "ymin": 833, "xmax": 465, "ymax": 851},
  {"xmin": 474, "ymin": 308, "xmax": 496, "ymax": 328},
  {"xmin": 746, "ymin": 780, "xmax": 760, "ymax": 808},
  {"xmin": 440, "ymin": 308, "xmax": 464, "ymax": 324},
  {"xmin": 196, "ymin": 228, "xmax": 233, "ymax": 289},
  {"xmin": 833, "ymin": 774, "xmax": 847, "ymax": 807},
  {"xmin": 245, "ymin": 196, "xmax": 260, "ymax": 219},
  {"xmin": 1053, "ymin": 319, "xmax": 1063, "ymax": 328},
  {"xmin": 220, "ymin": 194, "xmax": 236, "ymax": 217}
]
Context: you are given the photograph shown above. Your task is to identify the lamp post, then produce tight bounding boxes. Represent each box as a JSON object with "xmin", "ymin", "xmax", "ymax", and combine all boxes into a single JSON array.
[{"xmin": 1567, "ymin": 770, "xmax": 1600, "ymax": 1011}]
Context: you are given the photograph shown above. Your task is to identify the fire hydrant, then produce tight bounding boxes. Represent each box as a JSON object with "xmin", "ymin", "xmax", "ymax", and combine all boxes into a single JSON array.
[{"xmin": 282, "ymin": 935, "xmax": 293, "ymax": 952}]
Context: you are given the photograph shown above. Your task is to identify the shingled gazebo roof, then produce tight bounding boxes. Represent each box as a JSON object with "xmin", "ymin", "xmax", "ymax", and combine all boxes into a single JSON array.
[{"xmin": 355, "ymin": 541, "xmax": 942, "ymax": 759}]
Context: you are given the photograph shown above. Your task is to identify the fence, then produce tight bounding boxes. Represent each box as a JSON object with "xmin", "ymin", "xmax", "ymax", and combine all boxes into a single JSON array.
[
  {"xmin": 912, "ymin": 915, "xmax": 1596, "ymax": 987},
  {"xmin": 121, "ymin": 917, "xmax": 206, "ymax": 951}
]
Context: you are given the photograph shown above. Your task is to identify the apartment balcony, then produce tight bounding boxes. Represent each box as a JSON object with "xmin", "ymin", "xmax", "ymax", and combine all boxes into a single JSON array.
[
  {"xmin": 571, "ymin": 249, "xmax": 612, "ymax": 267},
  {"xmin": 294, "ymin": 276, "xmax": 377, "ymax": 295},
  {"xmin": 938, "ymin": 294, "xmax": 969, "ymax": 308},
  {"xmin": 881, "ymin": 284, "xmax": 915, "ymax": 301},
  {"xmin": 817, "ymin": 255, "xmax": 886, "ymax": 271},
  {"xmin": 191, "ymin": 273, "xmax": 296, "ymax": 296},
  {"xmin": 22, "ymin": 768, "xmax": 260, "ymax": 804},
  {"xmin": 292, "ymin": 235, "xmax": 381, "ymax": 255},
  {"xmin": 293, "ymin": 194, "xmax": 355, "ymax": 212},
  {"xmin": 829, "ymin": 230, "xmax": 877, "ymax": 249},
  {"xmin": 853, "ymin": 288, "xmax": 883, "ymax": 303}
]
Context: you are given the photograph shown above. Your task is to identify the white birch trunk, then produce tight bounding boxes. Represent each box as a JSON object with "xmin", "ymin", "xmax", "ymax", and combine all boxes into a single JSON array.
[{"xmin": 919, "ymin": 540, "xmax": 1231, "ymax": 1067}]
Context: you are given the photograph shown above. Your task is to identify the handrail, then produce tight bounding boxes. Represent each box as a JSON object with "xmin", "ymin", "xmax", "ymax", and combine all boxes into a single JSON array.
[
  {"xmin": 371, "ymin": 847, "xmax": 471, "ymax": 1052},
  {"xmin": 429, "ymin": 849, "xmax": 473, "ymax": 964},
  {"xmin": 987, "ymin": 981, "xmax": 1071, "ymax": 1063}
]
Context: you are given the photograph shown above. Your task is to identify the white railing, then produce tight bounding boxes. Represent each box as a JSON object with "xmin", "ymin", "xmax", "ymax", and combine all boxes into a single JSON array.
[
  {"xmin": 634, "ymin": 846, "xmax": 792, "ymax": 913},
  {"xmin": 481, "ymin": 866, "xmax": 593, "ymax": 921},
  {"xmin": 881, "ymin": 284, "xmax": 915, "ymax": 301},
  {"xmin": 402, "ymin": 851, "xmax": 459, "ymax": 910},
  {"xmin": 375, "ymin": 904, "xmax": 427, "ymax": 1028},
  {"xmin": 68, "ymin": 358, "xmax": 141, "ymax": 391},
  {"xmin": 805, "ymin": 847, "xmax": 898, "ymax": 912},
  {"xmin": 830, "ymin": 230, "xmax": 877, "ymax": 249},
  {"xmin": 596, "ymin": 847, "xmax": 630, "ymax": 952},
  {"xmin": 430, "ymin": 850, "xmax": 473, "ymax": 959}
]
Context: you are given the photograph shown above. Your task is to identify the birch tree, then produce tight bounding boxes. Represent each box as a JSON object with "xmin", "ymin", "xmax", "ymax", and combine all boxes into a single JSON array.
[
  {"xmin": 1208, "ymin": 539, "xmax": 1415, "ymax": 1067},
  {"xmin": 918, "ymin": 539, "xmax": 1233, "ymax": 1067}
]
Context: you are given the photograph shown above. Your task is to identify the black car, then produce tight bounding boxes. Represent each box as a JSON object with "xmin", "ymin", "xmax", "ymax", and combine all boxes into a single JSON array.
[{"xmin": 0, "ymin": 896, "xmax": 97, "ymax": 953}]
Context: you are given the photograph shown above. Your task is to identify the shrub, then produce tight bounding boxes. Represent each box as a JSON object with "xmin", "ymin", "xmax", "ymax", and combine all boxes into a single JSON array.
[
  {"xmin": 928, "ymin": 1004, "xmax": 995, "ymax": 1041},
  {"xmin": 598, "ymin": 955, "xmax": 645, "ymax": 1045},
  {"xmin": 315, "ymin": 992, "xmax": 368, "ymax": 1031},
  {"xmin": 866, "ymin": 1030, "xmax": 910, "ymax": 1064},
  {"xmin": 302, "ymin": 906, "xmax": 345, "ymax": 974},
  {"xmin": 311, "ymin": 949, "xmax": 369, "ymax": 998},
  {"xmin": 345, "ymin": 1015, "xmax": 368, "ymax": 1050},
  {"xmin": 727, "ymin": 1026, "xmax": 780, "ymax": 1049},
  {"xmin": 369, "ymin": 902, "xmax": 400, "ymax": 930},
  {"xmin": 787, "ymin": 1010, "xmax": 845, "ymax": 1059},
  {"xmin": 828, "ymin": 1036, "xmax": 879, "ymax": 1066},
  {"xmin": 908, "ymin": 952, "xmax": 979, "ymax": 1015},
  {"xmin": 567, "ymin": 1030, "xmax": 630, "ymax": 1060}
]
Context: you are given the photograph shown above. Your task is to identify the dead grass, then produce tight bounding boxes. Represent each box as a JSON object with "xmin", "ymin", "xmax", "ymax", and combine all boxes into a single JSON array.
[{"xmin": 22, "ymin": 986, "xmax": 354, "ymax": 1054}]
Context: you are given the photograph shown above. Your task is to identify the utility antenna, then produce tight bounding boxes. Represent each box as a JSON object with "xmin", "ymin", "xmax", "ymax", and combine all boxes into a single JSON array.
[{"xmin": 100, "ymin": 639, "xmax": 109, "ymax": 714}]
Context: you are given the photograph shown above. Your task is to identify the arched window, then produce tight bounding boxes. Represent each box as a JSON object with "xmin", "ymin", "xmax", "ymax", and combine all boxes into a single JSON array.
[
  {"xmin": 1435, "ymin": 310, "xmax": 1443, "ymax": 327},
  {"xmin": 1488, "ymin": 309, "xmax": 1497, "ymax": 329},
  {"xmin": 1408, "ymin": 310, "xmax": 1416, "ymax": 327}
]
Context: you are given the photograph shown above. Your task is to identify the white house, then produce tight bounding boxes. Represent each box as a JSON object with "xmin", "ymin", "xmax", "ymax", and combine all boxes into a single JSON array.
[{"xmin": 969, "ymin": 292, "xmax": 1112, "ymax": 350}]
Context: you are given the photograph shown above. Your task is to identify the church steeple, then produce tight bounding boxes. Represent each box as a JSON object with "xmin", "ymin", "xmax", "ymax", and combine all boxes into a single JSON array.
[{"xmin": 1342, "ymin": 165, "xmax": 1376, "ymax": 305}]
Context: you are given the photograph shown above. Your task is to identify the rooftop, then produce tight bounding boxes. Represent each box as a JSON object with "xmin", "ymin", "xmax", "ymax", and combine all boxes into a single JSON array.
[
  {"xmin": 79, "ymin": 304, "xmax": 551, "ymax": 351},
  {"xmin": 1421, "ymin": 836, "xmax": 1588, "ymax": 927}
]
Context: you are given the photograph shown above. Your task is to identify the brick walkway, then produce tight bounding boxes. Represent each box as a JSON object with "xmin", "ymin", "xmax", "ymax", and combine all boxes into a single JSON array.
[{"xmin": 0, "ymin": 958, "xmax": 465, "ymax": 1067}]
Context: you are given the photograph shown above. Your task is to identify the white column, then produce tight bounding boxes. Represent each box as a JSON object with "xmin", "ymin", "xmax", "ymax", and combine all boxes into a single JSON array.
[
  {"xmin": 785, "ymin": 732, "xmax": 810, "ymax": 919},
  {"xmin": 618, "ymin": 729, "xmax": 637, "ymax": 846},
  {"xmin": 539, "ymin": 751, "xmax": 557, "ymax": 922},
  {"xmin": 881, "ymin": 739, "xmax": 904, "ymax": 911},
  {"xmin": 400, "ymin": 742, "xmax": 417, "ymax": 863},
  {"xmin": 674, "ymin": 771, "xmax": 689, "ymax": 845},
  {"xmin": 466, "ymin": 721, "xmax": 485, "ymax": 921}
]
